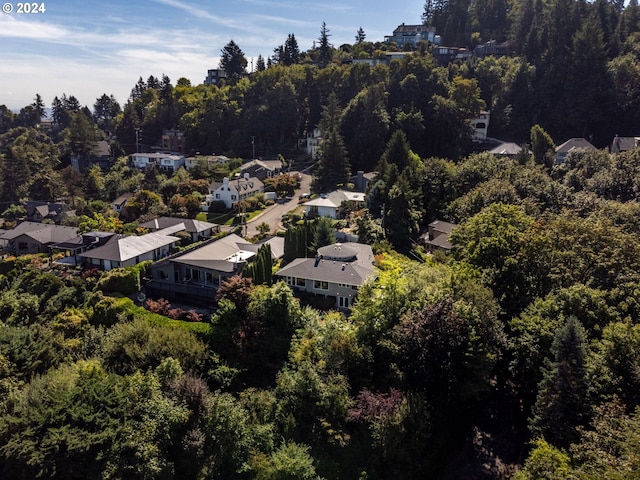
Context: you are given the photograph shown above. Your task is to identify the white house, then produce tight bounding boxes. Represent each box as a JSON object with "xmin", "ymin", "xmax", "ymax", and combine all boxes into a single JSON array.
[
  {"xmin": 304, "ymin": 128, "xmax": 322, "ymax": 159},
  {"xmin": 303, "ymin": 190, "xmax": 365, "ymax": 219},
  {"xmin": 206, "ymin": 174, "xmax": 265, "ymax": 210},
  {"xmin": 130, "ymin": 152, "xmax": 186, "ymax": 172},
  {"xmin": 470, "ymin": 111, "xmax": 490, "ymax": 142},
  {"xmin": 185, "ymin": 155, "xmax": 230, "ymax": 170}
]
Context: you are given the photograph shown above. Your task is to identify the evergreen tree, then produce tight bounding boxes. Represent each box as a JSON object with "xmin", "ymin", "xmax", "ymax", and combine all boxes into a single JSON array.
[
  {"xmin": 530, "ymin": 316, "xmax": 591, "ymax": 448},
  {"xmin": 355, "ymin": 27, "xmax": 366, "ymax": 44},
  {"xmin": 256, "ymin": 54, "xmax": 266, "ymax": 72},
  {"xmin": 220, "ymin": 40, "xmax": 248, "ymax": 83},
  {"xmin": 317, "ymin": 22, "xmax": 333, "ymax": 67},
  {"xmin": 31, "ymin": 94, "xmax": 45, "ymax": 120},
  {"xmin": 283, "ymin": 34, "xmax": 300, "ymax": 66},
  {"xmin": 314, "ymin": 128, "xmax": 350, "ymax": 192},
  {"xmin": 313, "ymin": 216, "xmax": 336, "ymax": 250}
]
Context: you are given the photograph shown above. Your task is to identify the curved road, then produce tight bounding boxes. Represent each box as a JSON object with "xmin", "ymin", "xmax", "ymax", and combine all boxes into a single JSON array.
[{"xmin": 239, "ymin": 172, "xmax": 312, "ymax": 238}]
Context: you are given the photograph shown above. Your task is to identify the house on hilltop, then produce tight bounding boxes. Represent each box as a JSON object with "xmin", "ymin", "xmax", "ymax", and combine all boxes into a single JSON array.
[{"xmin": 384, "ymin": 23, "xmax": 437, "ymax": 48}]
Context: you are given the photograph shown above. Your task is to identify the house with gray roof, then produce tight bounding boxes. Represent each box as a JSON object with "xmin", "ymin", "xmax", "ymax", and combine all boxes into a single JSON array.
[
  {"xmin": 489, "ymin": 142, "xmax": 531, "ymax": 158},
  {"xmin": 79, "ymin": 230, "xmax": 179, "ymax": 271},
  {"xmin": 610, "ymin": 135, "xmax": 640, "ymax": 154},
  {"xmin": 555, "ymin": 138, "xmax": 597, "ymax": 163},
  {"xmin": 275, "ymin": 242, "xmax": 376, "ymax": 310},
  {"xmin": 25, "ymin": 201, "xmax": 74, "ymax": 224},
  {"xmin": 0, "ymin": 222, "xmax": 79, "ymax": 256},
  {"xmin": 240, "ymin": 159, "xmax": 283, "ymax": 180},
  {"xmin": 421, "ymin": 220, "xmax": 458, "ymax": 253},
  {"xmin": 205, "ymin": 174, "xmax": 264, "ymax": 210},
  {"xmin": 139, "ymin": 216, "xmax": 218, "ymax": 243},
  {"xmin": 146, "ymin": 234, "xmax": 284, "ymax": 302}
]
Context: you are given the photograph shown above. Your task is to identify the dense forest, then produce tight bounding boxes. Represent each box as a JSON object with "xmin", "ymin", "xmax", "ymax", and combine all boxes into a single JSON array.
[{"xmin": 2, "ymin": 0, "xmax": 640, "ymax": 478}]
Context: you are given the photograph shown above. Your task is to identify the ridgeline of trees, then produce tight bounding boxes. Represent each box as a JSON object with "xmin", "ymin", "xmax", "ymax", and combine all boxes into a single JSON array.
[{"xmin": 2, "ymin": 2, "xmax": 640, "ymax": 478}]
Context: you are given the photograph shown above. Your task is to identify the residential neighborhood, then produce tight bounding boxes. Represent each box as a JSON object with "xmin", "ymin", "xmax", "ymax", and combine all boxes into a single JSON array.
[{"xmin": 3, "ymin": 1, "xmax": 640, "ymax": 478}]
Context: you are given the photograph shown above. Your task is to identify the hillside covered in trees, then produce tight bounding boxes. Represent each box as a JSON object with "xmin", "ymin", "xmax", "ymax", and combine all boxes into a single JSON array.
[{"xmin": 2, "ymin": 0, "xmax": 640, "ymax": 478}]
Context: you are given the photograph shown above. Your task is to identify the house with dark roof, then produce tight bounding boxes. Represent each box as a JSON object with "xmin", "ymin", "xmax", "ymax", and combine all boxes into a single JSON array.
[
  {"xmin": 79, "ymin": 229, "xmax": 180, "ymax": 271},
  {"xmin": 50, "ymin": 231, "xmax": 118, "ymax": 265},
  {"xmin": 610, "ymin": 135, "xmax": 640, "ymax": 154},
  {"xmin": 205, "ymin": 174, "xmax": 264, "ymax": 210},
  {"xmin": 421, "ymin": 220, "xmax": 458, "ymax": 253},
  {"xmin": 139, "ymin": 216, "xmax": 218, "ymax": 243},
  {"xmin": 25, "ymin": 201, "xmax": 74, "ymax": 224},
  {"xmin": 240, "ymin": 159, "xmax": 284, "ymax": 180},
  {"xmin": 275, "ymin": 242, "xmax": 376, "ymax": 310},
  {"xmin": 555, "ymin": 138, "xmax": 597, "ymax": 163},
  {"xmin": 70, "ymin": 140, "xmax": 113, "ymax": 172},
  {"xmin": 0, "ymin": 222, "xmax": 79, "ymax": 256},
  {"xmin": 111, "ymin": 193, "xmax": 134, "ymax": 214},
  {"xmin": 351, "ymin": 171, "xmax": 377, "ymax": 193},
  {"xmin": 146, "ymin": 234, "xmax": 284, "ymax": 302}
]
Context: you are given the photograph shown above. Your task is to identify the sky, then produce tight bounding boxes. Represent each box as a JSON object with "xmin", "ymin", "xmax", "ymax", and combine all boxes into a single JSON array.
[{"xmin": 0, "ymin": 0, "xmax": 425, "ymax": 111}]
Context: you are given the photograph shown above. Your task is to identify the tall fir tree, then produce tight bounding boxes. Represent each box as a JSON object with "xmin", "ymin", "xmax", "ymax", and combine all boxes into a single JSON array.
[{"xmin": 530, "ymin": 316, "xmax": 591, "ymax": 448}]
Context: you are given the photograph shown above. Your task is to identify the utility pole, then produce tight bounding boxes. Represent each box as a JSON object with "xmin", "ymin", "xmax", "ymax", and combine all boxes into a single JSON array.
[
  {"xmin": 251, "ymin": 136, "xmax": 256, "ymax": 160},
  {"xmin": 135, "ymin": 128, "xmax": 141, "ymax": 153}
]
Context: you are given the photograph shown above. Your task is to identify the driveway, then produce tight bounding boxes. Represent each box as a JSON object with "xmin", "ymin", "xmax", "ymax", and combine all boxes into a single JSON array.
[{"xmin": 239, "ymin": 172, "xmax": 312, "ymax": 237}]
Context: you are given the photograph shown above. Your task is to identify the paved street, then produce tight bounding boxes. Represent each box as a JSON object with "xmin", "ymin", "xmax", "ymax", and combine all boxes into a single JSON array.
[{"xmin": 227, "ymin": 172, "xmax": 312, "ymax": 238}]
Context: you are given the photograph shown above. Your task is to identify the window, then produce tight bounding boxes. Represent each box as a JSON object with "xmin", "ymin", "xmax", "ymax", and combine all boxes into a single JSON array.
[
  {"xmin": 231, "ymin": 195, "xmax": 237, "ymax": 200},
  {"xmin": 314, "ymin": 280, "xmax": 329, "ymax": 290},
  {"xmin": 338, "ymin": 296, "xmax": 350, "ymax": 308},
  {"xmin": 215, "ymin": 193, "xmax": 220, "ymax": 199},
  {"xmin": 296, "ymin": 277, "xmax": 305, "ymax": 287},
  {"xmin": 159, "ymin": 270, "xmax": 168, "ymax": 280},
  {"xmin": 18, "ymin": 242, "xmax": 27, "ymax": 250}
]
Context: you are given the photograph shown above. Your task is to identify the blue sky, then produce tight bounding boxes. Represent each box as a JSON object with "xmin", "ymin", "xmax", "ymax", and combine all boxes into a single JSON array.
[{"xmin": 0, "ymin": 0, "xmax": 424, "ymax": 111}]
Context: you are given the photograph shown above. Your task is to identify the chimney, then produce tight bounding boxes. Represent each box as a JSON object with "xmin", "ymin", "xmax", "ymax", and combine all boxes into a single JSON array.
[{"xmin": 244, "ymin": 173, "xmax": 250, "ymax": 181}]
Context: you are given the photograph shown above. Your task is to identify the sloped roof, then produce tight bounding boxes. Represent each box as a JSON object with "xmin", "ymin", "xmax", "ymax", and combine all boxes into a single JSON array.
[
  {"xmin": 556, "ymin": 138, "xmax": 596, "ymax": 153},
  {"xmin": 80, "ymin": 232, "xmax": 179, "ymax": 262},
  {"xmin": 237, "ymin": 236, "xmax": 285, "ymax": 260},
  {"xmin": 170, "ymin": 233, "xmax": 251, "ymax": 270},
  {"xmin": 112, "ymin": 192, "xmax": 134, "ymax": 206},
  {"xmin": 276, "ymin": 242, "xmax": 375, "ymax": 287},
  {"xmin": 428, "ymin": 220, "xmax": 457, "ymax": 235},
  {"xmin": 303, "ymin": 190, "xmax": 365, "ymax": 209},
  {"xmin": 611, "ymin": 136, "xmax": 640, "ymax": 153},
  {"xmin": 489, "ymin": 142, "xmax": 530, "ymax": 156},
  {"xmin": 241, "ymin": 159, "xmax": 283, "ymax": 172},
  {"xmin": 0, "ymin": 222, "xmax": 78, "ymax": 243},
  {"xmin": 139, "ymin": 216, "xmax": 216, "ymax": 234}
]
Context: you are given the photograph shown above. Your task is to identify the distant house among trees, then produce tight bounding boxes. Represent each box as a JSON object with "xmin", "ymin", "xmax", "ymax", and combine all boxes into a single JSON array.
[
  {"xmin": 130, "ymin": 152, "xmax": 186, "ymax": 173},
  {"xmin": 421, "ymin": 220, "xmax": 458, "ymax": 253},
  {"xmin": 610, "ymin": 135, "xmax": 640, "ymax": 154},
  {"xmin": 555, "ymin": 138, "xmax": 597, "ymax": 163},
  {"xmin": 25, "ymin": 201, "xmax": 74, "ymax": 224},
  {"xmin": 70, "ymin": 140, "xmax": 112, "ymax": 172},
  {"xmin": 384, "ymin": 23, "xmax": 437, "ymax": 47}
]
